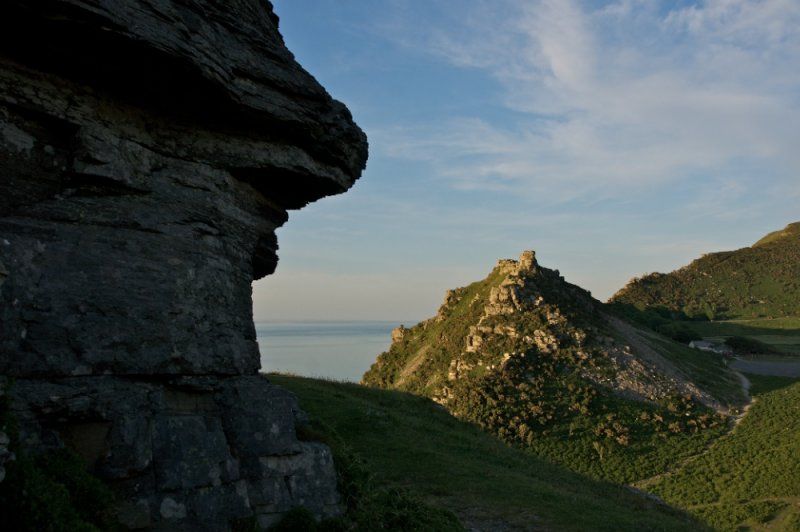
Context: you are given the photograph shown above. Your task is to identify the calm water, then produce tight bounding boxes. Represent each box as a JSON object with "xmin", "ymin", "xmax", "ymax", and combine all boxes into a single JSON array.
[{"xmin": 256, "ymin": 320, "xmax": 403, "ymax": 382}]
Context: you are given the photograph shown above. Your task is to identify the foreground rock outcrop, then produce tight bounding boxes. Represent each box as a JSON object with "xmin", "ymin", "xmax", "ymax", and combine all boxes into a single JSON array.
[{"xmin": 0, "ymin": 0, "xmax": 367, "ymax": 529}]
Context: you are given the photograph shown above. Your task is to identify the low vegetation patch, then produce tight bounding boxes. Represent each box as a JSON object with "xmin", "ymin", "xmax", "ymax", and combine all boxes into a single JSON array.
[
  {"xmin": 609, "ymin": 303, "xmax": 702, "ymax": 343},
  {"xmin": 444, "ymin": 352, "xmax": 728, "ymax": 484},
  {"xmin": 643, "ymin": 376, "xmax": 800, "ymax": 530},
  {"xmin": 274, "ymin": 414, "xmax": 463, "ymax": 531}
]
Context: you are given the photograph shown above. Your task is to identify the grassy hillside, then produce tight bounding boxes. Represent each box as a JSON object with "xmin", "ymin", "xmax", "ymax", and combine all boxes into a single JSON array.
[
  {"xmin": 269, "ymin": 374, "xmax": 708, "ymax": 531},
  {"xmin": 610, "ymin": 222, "xmax": 800, "ymax": 320},
  {"xmin": 363, "ymin": 251, "xmax": 744, "ymax": 485},
  {"xmin": 640, "ymin": 375, "xmax": 800, "ymax": 531}
]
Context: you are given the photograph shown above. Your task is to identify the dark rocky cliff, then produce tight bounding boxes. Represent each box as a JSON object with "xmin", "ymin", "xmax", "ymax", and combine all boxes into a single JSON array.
[{"xmin": 0, "ymin": 0, "xmax": 367, "ymax": 529}]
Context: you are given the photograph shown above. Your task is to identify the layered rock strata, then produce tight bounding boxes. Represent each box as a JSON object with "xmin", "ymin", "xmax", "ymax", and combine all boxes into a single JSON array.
[{"xmin": 0, "ymin": 0, "xmax": 367, "ymax": 529}]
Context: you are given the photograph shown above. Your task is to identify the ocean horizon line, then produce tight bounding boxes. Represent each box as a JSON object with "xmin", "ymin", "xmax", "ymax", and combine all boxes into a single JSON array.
[{"xmin": 256, "ymin": 320, "xmax": 404, "ymax": 381}]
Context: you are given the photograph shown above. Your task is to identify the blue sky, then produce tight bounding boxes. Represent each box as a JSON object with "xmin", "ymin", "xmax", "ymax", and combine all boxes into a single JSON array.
[{"xmin": 255, "ymin": 0, "xmax": 800, "ymax": 322}]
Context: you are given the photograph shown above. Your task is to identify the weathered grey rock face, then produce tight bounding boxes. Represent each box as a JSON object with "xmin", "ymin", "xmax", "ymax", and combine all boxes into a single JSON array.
[
  {"xmin": 0, "ymin": 0, "xmax": 367, "ymax": 377},
  {"xmin": 0, "ymin": 0, "xmax": 366, "ymax": 528},
  {"xmin": 12, "ymin": 376, "xmax": 341, "ymax": 529},
  {"xmin": 0, "ymin": 380, "xmax": 13, "ymax": 484}
]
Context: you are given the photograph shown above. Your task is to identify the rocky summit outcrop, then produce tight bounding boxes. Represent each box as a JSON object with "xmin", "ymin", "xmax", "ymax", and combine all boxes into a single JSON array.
[
  {"xmin": 364, "ymin": 252, "xmax": 741, "ymax": 480},
  {"xmin": 365, "ymin": 251, "xmax": 722, "ymax": 408},
  {"xmin": 0, "ymin": 1, "xmax": 366, "ymax": 529}
]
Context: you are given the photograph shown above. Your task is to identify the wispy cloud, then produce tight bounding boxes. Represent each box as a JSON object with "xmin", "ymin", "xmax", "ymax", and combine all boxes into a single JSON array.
[
  {"xmin": 377, "ymin": 0, "xmax": 800, "ymax": 201},
  {"xmin": 266, "ymin": 1, "xmax": 800, "ymax": 320}
]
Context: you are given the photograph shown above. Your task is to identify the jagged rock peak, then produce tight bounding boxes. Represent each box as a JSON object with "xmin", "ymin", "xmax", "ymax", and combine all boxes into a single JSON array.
[
  {"xmin": 365, "ymin": 249, "xmax": 734, "ymax": 413},
  {"xmin": 0, "ymin": 0, "xmax": 367, "ymax": 529},
  {"xmin": 495, "ymin": 250, "xmax": 537, "ymax": 274},
  {"xmin": 518, "ymin": 249, "xmax": 537, "ymax": 271},
  {"xmin": 362, "ymin": 250, "xmax": 741, "ymax": 485}
]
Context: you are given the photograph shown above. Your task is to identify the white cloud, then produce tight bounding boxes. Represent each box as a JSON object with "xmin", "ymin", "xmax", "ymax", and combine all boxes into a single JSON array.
[
  {"xmin": 265, "ymin": 1, "xmax": 800, "ymax": 322},
  {"xmin": 665, "ymin": 0, "xmax": 800, "ymax": 47},
  {"xmin": 378, "ymin": 0, "xmax": 800, "ymax": 202}
]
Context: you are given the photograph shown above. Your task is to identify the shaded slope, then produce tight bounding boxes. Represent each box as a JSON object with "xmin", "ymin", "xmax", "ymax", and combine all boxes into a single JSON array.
[
  {"xmin": 610, "ymin": 222, "xmax": 800, "ymax": 320},
  {"xmin": 270, "ymin": 374, "xmax": 710, "ymax": 532},
  {"xmin": 363, "ymin": 252, "xmax": 743, "ymax": 483}
]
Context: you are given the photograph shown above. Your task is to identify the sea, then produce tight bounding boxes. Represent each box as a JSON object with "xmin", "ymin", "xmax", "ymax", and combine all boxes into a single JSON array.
[{"xmin": 255, "ymin": 320, "xmax": 406, "ymax": 382}]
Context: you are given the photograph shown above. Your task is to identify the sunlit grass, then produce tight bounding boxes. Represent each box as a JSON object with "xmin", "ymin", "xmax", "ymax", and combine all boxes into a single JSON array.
[{"xmin": 644, "ymin": 376, "xmax": 800, "ymax": 531}]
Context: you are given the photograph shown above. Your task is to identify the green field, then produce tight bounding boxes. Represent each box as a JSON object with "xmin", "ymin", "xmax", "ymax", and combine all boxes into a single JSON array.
[
  {"xmin": 268, "ymin": 373, "xmax": 707, "ymax": 531},
  {"xmin": 686, "ymin": 316, "xmax": 800, "ymax": 336},
  {"xmin": 641, "ymin": 375, "xmax": 800, "ymax": 531},
  {"xmin": 684, "ymin": 317, "xmax": 800, "ymax": 356}
]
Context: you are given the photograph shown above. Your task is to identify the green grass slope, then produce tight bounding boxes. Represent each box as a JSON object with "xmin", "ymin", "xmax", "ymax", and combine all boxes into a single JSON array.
[
  {"xmin": 269, "ymin": 374, "xmax": 709, "ymax": 532},
  {"xmin": 363, "ymin": 251, "xmax": 744, "ymax": 485},
  {"xmin": 641, "ymin": 375, "xmax": 800, "ymax": 531},
  {"xmin": 610, "ymin": 222, "xmax": 800, "ymax": 320}
]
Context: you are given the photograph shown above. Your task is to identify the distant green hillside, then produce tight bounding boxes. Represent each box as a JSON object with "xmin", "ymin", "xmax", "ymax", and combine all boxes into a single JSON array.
[
  {"xmin": 363, "ymin": 251, "xmax": 744, "ymax": 484},
  {"xmin": 270, "ymin": 374, "xmax": 708, "ymax": 531},
  {"xmin": 610, "ymin": 222, "xmax": 800, "ymax": 320}
]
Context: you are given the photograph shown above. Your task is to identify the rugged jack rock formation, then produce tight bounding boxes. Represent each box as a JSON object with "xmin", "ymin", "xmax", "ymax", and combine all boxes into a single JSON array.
[
  {"xmin": 365, "ymin": 252, "xmax": 723, "ymax": 407},
  {"xmin": 0, "ymin": 0, "xmax": 367, "ymax": 529},
  {"xmin": 364, "ymin": 252, "xmax": 741, "ymax": 465}
]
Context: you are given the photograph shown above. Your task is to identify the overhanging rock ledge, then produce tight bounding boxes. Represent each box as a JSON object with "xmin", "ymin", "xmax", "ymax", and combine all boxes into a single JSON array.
[{"xmin": 0, "ymin": 0, "xmax": 367, "ymax": 529}]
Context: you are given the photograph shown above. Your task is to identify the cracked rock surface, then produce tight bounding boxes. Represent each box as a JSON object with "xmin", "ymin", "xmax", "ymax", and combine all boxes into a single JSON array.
[{"xmin": 0, "ymin": 1, "xmax": 367, "ymax": 529}]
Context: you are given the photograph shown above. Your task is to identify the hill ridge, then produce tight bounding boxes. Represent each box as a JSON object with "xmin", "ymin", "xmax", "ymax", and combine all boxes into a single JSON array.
[
  {"xmin": 611, "ymin": 221, "xmax": 800, "ymax": 320},
  {"xmin": 753, "ymin": 221, "xmax": 800, "ymax": 247}
]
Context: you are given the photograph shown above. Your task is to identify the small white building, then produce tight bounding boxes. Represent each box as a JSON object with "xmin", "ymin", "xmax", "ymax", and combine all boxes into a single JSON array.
[
  {"xmin": 689, "ymin": 340, "xmax": 716, "ymax": 351},
  {"xmin": 689, "ymin": 340, "xmax": 733, "ymax": 355}
]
